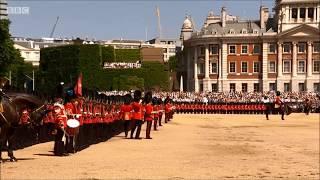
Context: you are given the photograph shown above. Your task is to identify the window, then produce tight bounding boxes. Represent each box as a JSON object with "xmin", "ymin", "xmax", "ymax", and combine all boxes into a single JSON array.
[
  {"xmin": 269, "ymin": 44, "xmax": 276, "ymax": 53},
  {"xmin": 25, "ymin": 52, "xmax": 30, "ymax": 59},
  {"xmin": 283, "ymin": 60, "xmax": 291, "ymax": 73},
  {"xmin": 241, "ymin": 62, "xmax": 248, "ymax": 73},
  {"xmin": 308, "ymin": 8, "xmax": 314, "ymax": 18},
  {"xmin": 269, "ymin": 83, "xmax": 276, "ymax": 91},
  {"xmin": 169, "ymin": 48, "xmax": 176, "ymax": 53},
  {"xmin": 254, "ymin": 83, "xmax": 260, "ymax": 92},
  {"xmin": 298, "ymin": 43, "xmax": 306, "ymax": 53},
  {"xmin": 253, "ymin": 29, "xmax": 259, "ymax": 34},
  {"xmin": 314, "ymin": 42, "xmax": 320, "ymax": 53},
  {"xmin": 292, "ymin": 8, "xmax": 298, "ymax": 19},
  {"xmin": 284, "ymin": 83, "xmax": 291, "ymax": 92},
  {"xmin": 314, "ymin": 83, "xmax": 320, "ymax": 92},
  {"xmin": 241, "ymin": 45, "xmax": 248, "ymax": 54},
  {"xmin": 269, "ymin": 61, "xmax": 276, "ymax": 73},
  {"xmin": 210, "ymin": 45, "xmax": 218, "ymax": 55},
  {"xmin": 212, "ymin": 84, "xmax": 218, "ymax": 92},
  {"xmin": 253, "ymin": 45, "xmax": 260, "ymax": 54},
  {"xmin": 242, "ymin": 83, "xmax": 248, "ymax": 92},
  {"xmin": 253, "ymin": 62, "xmax": 260, "ymax": 73},
  {"xmin": 163, "ymin": 48, "xmax": 167, "ymax": 53},
  {"xmin": 211, "ymin": 62, "xmax": 218, "ymax": 74},
  {"xmin": 241, "ymin": 29, "xmax": 247, "ymax": 34},
  {"xmin": 200, "ymin": 84, "xmax": 204, "ymax": 92},
  {"xmin": 298, "ymin": 83, "xmax": 305, "ymax": 92},
  {"xmin": 199, "ymin": 46, "xmax": 205, "ymax": 55},
  {"xmin": 300, "ymin": 8, "xmax": 306, "ymax": 18},
  {"xmin": 230, "ymin": 83, "xmax": 236, "ymax": 92},
  {"xmin": 298, "ymin": 60, "xmax": 305, "ymax": 73},
  {"xmin": 229, "ymin": 29, "xmax": 235, "ymax": 34},
  {"xmin": 313, "ymin": 60, "xmax": 320, "ymax": 73},
  {"xmin": 283, "ymin": 43, "xmax": 291, "ymax": 53},
  {"xmin": 229, "ymin": 45, "xmax": 236, "ymax": 54},
  {"xmin": 198, "ymin": 63, "xmax": 205, "ymax": 74},
  {"xmin": 229, "ymin": 62, "xmax": 236, "ymax": 73}
]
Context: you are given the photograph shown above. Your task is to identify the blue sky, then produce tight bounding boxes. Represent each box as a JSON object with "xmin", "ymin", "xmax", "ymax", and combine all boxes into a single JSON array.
[{"xmin": 8, "ymin": 0, "xmax": 274, "ymax": 40}]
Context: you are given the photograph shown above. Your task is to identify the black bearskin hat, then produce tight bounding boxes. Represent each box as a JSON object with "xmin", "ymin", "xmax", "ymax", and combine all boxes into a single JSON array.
[
  {"xmin": 152, "ymin": 97, "xmax": 158, "ymax": 105},
  {"xmin": 133, "ymin": 90, "xmax": 142, "ymax": 102},
  {"xmin": 124, "ymin": 94, "xmax": 132, "ymax": 105},
  {"xmin": 276, "ymin": 91, "xmax": 281, "ymax": 96},
  {"xmin": 144, "ymin": 91, "xmax": 153, "ymax": 104}
]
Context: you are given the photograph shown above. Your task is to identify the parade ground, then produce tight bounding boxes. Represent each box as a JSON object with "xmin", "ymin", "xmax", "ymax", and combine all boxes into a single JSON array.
[{"xmin": 1, "ymin": 114, "xmax": 319, "ymax": 179}]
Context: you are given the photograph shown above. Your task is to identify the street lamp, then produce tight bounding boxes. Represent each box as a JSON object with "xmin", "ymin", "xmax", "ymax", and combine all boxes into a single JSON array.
[{"xmin": 24, "ymin": 70, "xmax": 35, "ymax": 92}]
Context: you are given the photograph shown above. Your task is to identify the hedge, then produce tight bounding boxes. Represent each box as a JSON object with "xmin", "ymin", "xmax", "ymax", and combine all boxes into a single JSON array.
[
  {"xmin": 38, "ymin": 44, "xmax": 169, "ymax": 94},
  {"xmin": 114, "ymin": 49, "xmax": 141, "ymax": 62}
]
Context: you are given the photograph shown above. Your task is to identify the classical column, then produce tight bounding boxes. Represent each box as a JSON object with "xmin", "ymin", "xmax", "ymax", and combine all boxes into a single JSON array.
[
  {"xmin": 297, "ymin": 8, "xmax": 300, "ymax": 22},
  {"xmin": 305, "ymin": 8, "xmax": 308, "ymax": 22},
  {"xmin": 221, "ymin": 43, "xmax": 228, "ymax": 92},
  {"xmin": 218, "ymin": 43, "xmax": 223, "ymax": 92},
  {"xmin": 277, "ymin": 42, "xmax": 283, "ymax": 91},
  {"xmin": 306, "ymin": 41, "xmax": 313, "ymax": 92},
  {"xmin": 277, "ymin": 42, "xmax": 283, "ymax": 77},
  {"xmin": 262, "ymin": 42, "xmax": 268, "ymax": 92},
  {"xmin": 205, "ymin": 44, "xmax": 210, "ymax": 78},
  {"xmin": 307, "ymin": 41, "xmax": 313, "ymax": 77},
  {"xmin": 292, "ymin": 42, "xmax": 297, "ymax": 77},
  {"xmin": 194, "ymin": 46, "xmax": 199, "ymax": 92}
]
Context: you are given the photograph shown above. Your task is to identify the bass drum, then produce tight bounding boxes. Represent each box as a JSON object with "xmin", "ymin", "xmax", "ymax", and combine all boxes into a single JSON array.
[{"xmin": 66, "ymin": 119, "xmax": 80, "ymax": 136}]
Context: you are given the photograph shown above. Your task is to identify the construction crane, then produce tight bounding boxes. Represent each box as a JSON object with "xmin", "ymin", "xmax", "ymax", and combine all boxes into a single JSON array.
[{"xmin": 50, "ymin": 16, "xmax": 60, "ymax": 38}]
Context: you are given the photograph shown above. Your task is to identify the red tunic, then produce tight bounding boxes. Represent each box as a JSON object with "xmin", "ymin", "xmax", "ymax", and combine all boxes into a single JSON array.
[
  {"xmin": 131, "ymin": 102, "xmax": 143, "ymax": 120},
  {"xmin": 144, "ymin": 103, "xmax": 153, "ymax": 121},
  {"xmin": 120, "ymin": 104, "xmax": 132, "ymax": 120}
]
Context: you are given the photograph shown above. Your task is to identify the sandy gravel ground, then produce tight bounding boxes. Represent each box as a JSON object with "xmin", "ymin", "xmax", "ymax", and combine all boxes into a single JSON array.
[{"xmin": 0, "ymin": 113, "xmax": 319, "ymax": 180}]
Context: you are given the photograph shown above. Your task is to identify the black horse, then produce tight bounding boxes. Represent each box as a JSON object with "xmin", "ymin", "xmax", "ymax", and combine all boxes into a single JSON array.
[{"xmin": 0, "ymin": 93, "xmax": 46, "ymax": 162}]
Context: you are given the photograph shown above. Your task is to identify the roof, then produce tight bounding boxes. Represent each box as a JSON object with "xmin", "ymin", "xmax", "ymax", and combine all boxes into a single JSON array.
[
  {"xmin": 277, "ymin": 0, "xmax": 319, "ymax": 4},
  {"xmin": 201, "ymin": 19, "xmax": 275, "ymax": 35}
]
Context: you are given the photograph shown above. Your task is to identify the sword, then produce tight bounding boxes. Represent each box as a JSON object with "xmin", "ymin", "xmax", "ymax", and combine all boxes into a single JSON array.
[{"xmin": 0, "ymin": 112, "xmax": 9, "ymax": 125}]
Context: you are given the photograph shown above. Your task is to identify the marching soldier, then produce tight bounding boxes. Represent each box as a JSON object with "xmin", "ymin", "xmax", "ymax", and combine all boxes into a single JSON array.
[
  {"xmin": 152, "ymin": 97, "xmax": 159, "ymax": 131},
  {"xmin": 274, "ymin": 91, "xmax": 285, "ymax": 120},
  {"xmin": 130, "ymin": 90, "xmax": 143, "ymax": 139},
  {"xmin": 144, "ymin": 92, "xmax": 153, "ymax": 139},
  {"xmin": 120, "ymin": 94, "xmax": 132, "ymax": 138},
  {"xmin": 53, "ymin": 100, "xmax": 68, "ymax": 156},
  {"xmin": 263, "ymin": 96, "xmax": 271, "ymax": 120},
  {"xmin": 304, "ymin": 98, "xmax": 311, "ymax": 115}
]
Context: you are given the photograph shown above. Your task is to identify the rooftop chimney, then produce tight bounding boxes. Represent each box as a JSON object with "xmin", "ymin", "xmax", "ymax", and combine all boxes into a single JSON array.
[
  {"xmin": 260, "ymin": 6, "xmax": 269, "ymax": 29},
  {"xmin": 221, "ymin": 7, "xmax": 226, "ymax": 28}
]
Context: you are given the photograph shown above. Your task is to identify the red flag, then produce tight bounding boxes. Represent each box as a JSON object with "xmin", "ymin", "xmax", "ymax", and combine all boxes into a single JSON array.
[{"xmin": 74, "ymin": 73, "xmax": 82, "ymax": 97}]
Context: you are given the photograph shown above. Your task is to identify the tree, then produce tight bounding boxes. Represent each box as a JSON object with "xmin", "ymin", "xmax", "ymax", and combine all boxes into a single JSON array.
[
  {"xmin": 168, "ymin": 55, "xmax": 177, "ymax": 72},
  {"xmin": 0, "ymin": 19, "xmax": 23, "ymax": 76}
]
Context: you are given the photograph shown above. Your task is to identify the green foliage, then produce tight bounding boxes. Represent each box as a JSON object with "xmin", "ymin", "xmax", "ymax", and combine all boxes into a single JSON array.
[
  {"xmin": 0, "ymin": 19, "xmax": 24, "ymax": 76},
  {"xmin": 168, "ymin": 55, "xmax": 177, "ymax": 72},
  {"xmin": 114, "ymin": 49, "xmax": 141, "ymax": 62},
  {"xmin": 112, "ymin": 75, "xmax": 144, "ymax": 90},
  {"xmin": 39, "ymin": 45, "xmax": 169, "ymax": 94}
]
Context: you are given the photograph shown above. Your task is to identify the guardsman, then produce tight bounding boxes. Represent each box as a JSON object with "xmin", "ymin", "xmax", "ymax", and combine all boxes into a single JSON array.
[
  {"xmin": 158, "ymin": 98, "xmax": 163, "ymax": 127},
  {"xmin": 304, "ymin": 98, "xmax": 311, "ymax": 115},
  {"xmin": 164, "ymin": 98, "xmax": 171, "ymax": 123},
  {"xmin": 263, "ymin": 96, "xmax": 270, "ymax": 120},
  {"xmin": 144, "ymin": 92, "xmax": 153, "ymax": 139},
  {"xmin": 64, "ymin": 98, "xmax": 77, "ymax": 153},
  {"xmin": 274, "ymin": 91, "xmax": 285, "ymax": 120},
  {"xmin": 130, "ymin": 90, "xmax": 143, "ymax": 139},
  {"xmin": 53, "ymin": 101, "xmax": 67, "ymax": 156},
  {"xmin": 152, "ymin": 97, "xmax": 159, "ymax": 131},
  {"xmin": 120, "ymin": 94, "xmax": 132, "ymax": 138}
]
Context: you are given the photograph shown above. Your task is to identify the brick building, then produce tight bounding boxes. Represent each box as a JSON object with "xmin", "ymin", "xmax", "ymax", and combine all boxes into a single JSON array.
[{"xmin": 180, "ymin": 0, "xmax": 320, "ymax": 92}]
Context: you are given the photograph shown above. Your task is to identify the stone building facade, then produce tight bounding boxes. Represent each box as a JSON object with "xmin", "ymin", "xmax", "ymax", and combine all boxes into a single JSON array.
[{"xmin": 180, "ymin": 0, "xmax": 320, "ymax": 92}]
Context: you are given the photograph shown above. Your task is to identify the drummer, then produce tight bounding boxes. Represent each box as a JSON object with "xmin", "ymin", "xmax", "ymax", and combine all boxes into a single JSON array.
[{"xmin": 64, "ymin": 93, "xmax": 79, "ymax": 154}]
